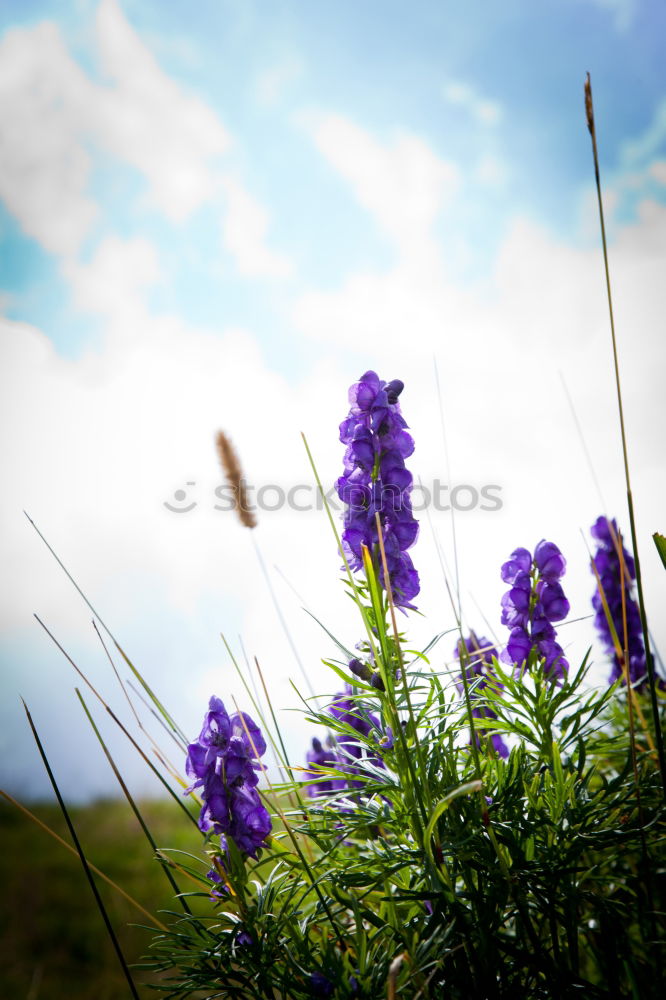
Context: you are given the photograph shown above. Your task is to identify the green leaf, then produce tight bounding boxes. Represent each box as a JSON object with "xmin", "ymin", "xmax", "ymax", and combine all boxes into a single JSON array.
[
  {"xmin": 653, "ymin": 532, "xmax": 666, "ymax": 571},
  {"xmin": 424, "ymin": 780, "xmax": 482, "ymax": 864}
]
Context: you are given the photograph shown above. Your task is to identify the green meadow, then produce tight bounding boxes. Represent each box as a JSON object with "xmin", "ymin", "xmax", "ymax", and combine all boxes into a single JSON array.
[{"xmin": 0, "ymin": 798, "xmax": 201, "ymax": 999}]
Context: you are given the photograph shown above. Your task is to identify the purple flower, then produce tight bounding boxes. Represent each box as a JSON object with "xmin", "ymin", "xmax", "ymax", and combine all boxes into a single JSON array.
[
  {"xmin": 329, "ymin": 688, "xmax": 379, "ymax": 740},
  {"xmin": 185, "ymin": 696, "xmax": 231, "ymax": 783},
  {"xmin": 506, "ymin": 627, "xmax": 532, "ymax": 666},
  {"xmin": 348, "ymin": 655, "xmax": 385, "ymax": 692},
  {"xmin": 337, "ymin": 371, "xmax": 420, "ymax": 608},
  {"xmin": 198, "ymin": 770, "xmax": 231, "ymax": 835},
  {"xmin": 305, "ymin": 737, "xmax": 346, "ymax": 798},
  {"xmin": 310, "ymin": 972, "xmax": 334, "ymax": 998},
  {"xmin": 501, "ymin": 548, "xmax": 532, "ymax": 584},
  {"xmin": 229, "ymin": 786, "xmax": 273, "ymax": 857},
  {"xmin": 305, "ymin": 686, "xmax": 386, "ymax": 798},
  {"xmin": 205, "ymin": 864, "xmax": 228, "ymax": 899},
  {"xmin": 185, "ymin": 696, "xmax": 271, "ymax": 857},
  {"xmin": 500, "ymin": 541, "xmax": 570, "ymax": 681},
  {"xmin": 455, "ymin": 632, "xmax": 508, "ymax": 758},
  {"xmin": 540, "ymin": 581, "xmax": 569, "ymax": 622},
  {"xmin": 378, "ymin": 725, "xmax": 395, "ymax": 751},
  {"xmin": 534, "ymin": 540, "xmax": 567, "ymax": 582},
  {"xmin": 329, "ymin": 687, "xmax": 386, "ymax": 788},
  {"xmin": 590, "ymin": 516, "xmax": 663, "ymax": 691}
]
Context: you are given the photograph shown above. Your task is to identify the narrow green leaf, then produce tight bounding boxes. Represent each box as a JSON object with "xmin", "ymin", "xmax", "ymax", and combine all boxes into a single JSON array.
[
  {"xmin": 653, "ymin": 532, "xmax": 666, "ymax": 571},
  {"xmin": 76, "ymin": 688, "xmax": 194, "ymax": 918},
  {"xmin": 424, "ymin": 780, "xmax": 483, "ymax": 863},
  {"xmin": 22, "ymin": 700, "xmax": 141, "ymax": 1000}
]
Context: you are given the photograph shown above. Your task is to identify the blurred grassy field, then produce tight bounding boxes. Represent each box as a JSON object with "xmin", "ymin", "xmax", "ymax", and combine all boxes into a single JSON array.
[{"xmin": 0, "ymin": 797, "xmax": 205, "ymax": 999}]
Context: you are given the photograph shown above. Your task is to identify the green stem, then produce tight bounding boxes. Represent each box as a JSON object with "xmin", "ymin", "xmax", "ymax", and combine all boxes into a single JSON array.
[
  {"xmin": 584, "ymin": 74, "xmax": 666, "ymax": 797},
  {"xmin": 23, "ymin": 701, "xmax": 141, "ymax": 1000}
]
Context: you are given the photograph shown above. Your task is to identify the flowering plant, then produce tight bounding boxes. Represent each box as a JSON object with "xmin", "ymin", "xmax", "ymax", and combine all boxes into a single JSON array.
[
  {"xmin": 14, "ymin": 362, "xmax": 666, "ymax": 1000},
  {"xmin": 137, "ymin": 369, "xmax": 663, "ymax": 1000},
  {"xmin": 11, "ymin": 88, "xmax": 666, "ymax": 1000}
]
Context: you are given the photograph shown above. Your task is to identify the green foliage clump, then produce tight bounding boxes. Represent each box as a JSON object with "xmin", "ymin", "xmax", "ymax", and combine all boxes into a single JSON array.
[{"xmin": 142, "ymin": 559, "xmax": 666, "ymax": 1000}]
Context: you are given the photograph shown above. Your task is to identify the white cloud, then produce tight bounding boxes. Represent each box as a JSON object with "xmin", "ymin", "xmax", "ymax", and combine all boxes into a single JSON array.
[
  {"xmin": 306, "ymin": 113, "xmax": 459, "ymax": 264},
  {"xmin": 442, "ymin": 80, "xmax": 503, "ymax": 127},
  {"xmin": 0, "ymin": 229, "xmax": 349, "ymax": 796},
  {"xmin": 0, "ymin": 0, "xmax": 289, "ymax": 277},
  {"xmin": 93, "ymin": 0, "xmax": 230, "ymax": 221},
  {"xmin": 63, "ymin": 235, "xmax": 161, "ymax": 322},
  {"xmin": 0, "ymin": 22, "xmax": 98, "ymax": 256},
  {"xmin": 221, "ymin": 176, "xmax": 293, "ymax": 278}
]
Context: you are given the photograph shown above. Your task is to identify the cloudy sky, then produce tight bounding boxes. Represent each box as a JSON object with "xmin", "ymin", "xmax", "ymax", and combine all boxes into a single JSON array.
[{"xmin": 2, "ymin": 0, "xmax": 665, "ymax": 801}]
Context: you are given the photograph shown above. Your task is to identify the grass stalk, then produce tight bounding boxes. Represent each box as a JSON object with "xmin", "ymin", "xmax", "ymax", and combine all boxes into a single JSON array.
[
  {"xmin": 301, "ymin": 432, "xmax": 381, "ymax": 667},
  {"xmin": 93, "ymin": 620, "xmax": 186, "ymax": 768},
  {"xmin": 433, "ymin": 357, "xmax": 462, "ymax": 623},
  {"xmin": 76, "ymin": 688, "xmax": 194, "ymax": 917},
  {"xmin": 22, "ymin": 700, "xmax": 141, "ymax": 1000},
  {"xmin": 231, "ymin": 698, "xmax": 347, "ymax": 949},
  {"xmin": 584, "ymin": 73, "xmax": 666, "ymax": 795},
  {"xmin": 373, "ymin": 514, "xmax": 431, "ymax": 826},
  {"xmin": 33, "ymin": 613, "xmax": 200, "ymax": 829},
  {"xmin": 251, "ymin": 532, "xmax": 316, "ymax": 700},
  {"xmin": 221, "ymin": 634, "xmax": 289, "ymax": 779},
  {"xmin": 24, "ymin": 511, "xmax": 188, "ymax": 747}
]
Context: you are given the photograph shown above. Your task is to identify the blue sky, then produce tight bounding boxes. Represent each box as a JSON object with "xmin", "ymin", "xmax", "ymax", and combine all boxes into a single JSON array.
[
  {"xmin": 1, "ymin": 0, "xmax": 665, "ymax": 800},
  {"xmin": 4, "ymin": 0, "xmax": 666, "ymax": 362}
]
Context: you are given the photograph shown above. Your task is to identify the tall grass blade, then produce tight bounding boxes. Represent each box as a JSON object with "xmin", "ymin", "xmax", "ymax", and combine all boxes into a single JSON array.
[
  {"xmin": 559, "ymin": 371, "xmax": 607, "ymax": 513},
  {"xmin": 373, "ymin": 516, "xmax": 430, "ymax": 825},
  {"xmin": 22, "ymin": 700, "xmax": 142, "ymax": 999},
  {"xmin": 584, "ymin": 73, "xmax": 666, "ymax": 795},
  {"xmin": 33, "ymin": 613, "xmax": 200, "ymax": 829},
  {"xmin": 93, "ymin": 619, "xmax": 186, "ymax": 768},
  {"xmin": 231, "ymin": 698, "xmax": 341, "ymax": 941},
  {"xmin": 24, "ymin": 511, "xmax": 188, "ymax": 745},
  {"xmin": 251, "ymin": 531, "xmax": 316, "ymax": 699},
  {"xmin": 76, "ymin": 688, "xmax": 193, "ymax": 916},
  {"xmin": 125, "ymin": 678, "xmax": 189, "ymax": 755},
  {"xmin": 433, "ymin": 356, "xmax": 462, "ymax": 622}
]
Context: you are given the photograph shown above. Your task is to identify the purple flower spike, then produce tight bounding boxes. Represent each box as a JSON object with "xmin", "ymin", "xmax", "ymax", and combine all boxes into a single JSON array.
[
  {"xmin": 185, "ymin": 696, "xmax": 271, "ymax": 857},
  {"xmin": 337, "ymin": 371, "xmax": 420, "ymax": 608},
  {"xmin": 305, "ymin": 685, "xmax": 387, "ymax": 799},
  {"xmin": 500, "ymin": 541, "xmax": 570, "ymax": 680},
  {"xmin": 455, "ymin": 632, "xmax": 509, "ymax": 758},
  {"xmin": 305, "ymin": 737, "xmax": 346, "ymax": 798},
  {"xmin": 590, "ymin": 516, "xmax": 665, "ymax": 691}
]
